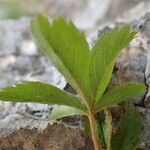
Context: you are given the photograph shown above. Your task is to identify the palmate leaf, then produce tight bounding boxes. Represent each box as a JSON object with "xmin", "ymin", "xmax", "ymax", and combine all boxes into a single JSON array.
[
  {"xmin": 30, "ymin": 14, "xmax": 93, "ymax": 106},
  {"xmin": 90, "ymin": 26, "xmax": 137, "ymax": 102},
  {"xmin": 111, "ymin": 105, "xmax": 142, "ymax": 150},
  {"xmin": 49, "ymin": 105, "xmax": 86, "ymax": 120},
  {"xmin": 0, "ymin": 81, "xmax": 86, "ymax": 112},
  {"xmin": 96, "ymin": 82, "xmax": 146, "ymax": 113}
]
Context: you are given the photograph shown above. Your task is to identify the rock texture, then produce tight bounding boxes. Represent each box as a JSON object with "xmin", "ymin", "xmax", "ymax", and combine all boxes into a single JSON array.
[
  {"xmin": 0, "ymin": 116, "xmax": 93, "ymax": 150},
  {"xmin": 140, "ymin": 108, "xmax": 150, "ymax": 149},
  {"xmin": 0, "ymin": 1, "xmax": 150, "ymax": 149}
]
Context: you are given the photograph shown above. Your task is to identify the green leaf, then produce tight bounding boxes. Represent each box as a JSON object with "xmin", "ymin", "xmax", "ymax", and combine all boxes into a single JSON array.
[
  {"xmin": 96, "ymin": 82, "xmax": 146, "ymax": 112},
  {"xmin": 30, "ymin": 14, "xmax": 92, "ymax": 106},
  {"xmin": 111, "ymin": 106, "xmax": 142, "ymax": 150},
  {"xmin": 49, "ymin": 105, "xmax": 86, "ymax": 120},
  {"xmin": 90, "ymin": 26, "xmax": 137, "ymax": 102},
  {"xmin": 0, "ymin": 81, "xmax": 86, "ymax": 111},
  {"xmin": 103, "ymin": 110, "xmax": 112, "ymax": 150},
  {"xmin": 95, "ymin": 60, "xmax": 115, "ymax": 101}
]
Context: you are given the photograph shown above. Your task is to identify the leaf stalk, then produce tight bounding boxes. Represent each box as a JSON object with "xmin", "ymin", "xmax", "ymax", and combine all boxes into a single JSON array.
[{"xmin": 88, "ymin": 111, "xmax": 103, "ymax": 150}]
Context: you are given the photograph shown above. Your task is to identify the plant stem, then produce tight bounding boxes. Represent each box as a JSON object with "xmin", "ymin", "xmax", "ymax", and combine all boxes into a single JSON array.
[{"xmin": 88, "ymin": 111, "xmax": 103, "ymax": 150}]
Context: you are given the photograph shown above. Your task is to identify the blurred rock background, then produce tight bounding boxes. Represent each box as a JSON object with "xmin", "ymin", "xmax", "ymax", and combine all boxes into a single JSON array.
[{"xmin": 0, "ymin": 0, "xmax": 150, "ymax": 149}]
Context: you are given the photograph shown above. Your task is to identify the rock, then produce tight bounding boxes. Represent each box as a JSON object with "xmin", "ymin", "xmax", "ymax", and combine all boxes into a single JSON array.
[
  {"xmin": 105, "ymin": 0, "xmax": 150, "ymax": 23},
  {"xmin": 0, "ymin": 116, "xmax": 93, "ymax": 150},
  {"xmin": 0, "ymin": 18, "xmax": 30, "ymax": 56},
  {"xmin": 72, "ymin": 0, "xmax": 110, "ymax": 30},
  {"xmin": 140, "ymin": 108, "xmax": 150, "ymax": 149},
  {"xmin": 141, "ymin": 13, "xmax": 150, "ymax": 107},
  {"xmin": 19, "ymin": 40, "xmax": 38, "ymax": 56},
  {"xmin": 116, "ymin": 2, "xmax": 150, "ymax": 23},
  {"xmin": 12, "ymin": 56, "xmax": 38, "ymax": 75},
  {"xmin": 0, "ymin": 72, "xmax": 15, "ymax": 88},
  {"xmin": 42, "ymin": 0, "xmax": 110, "ymax": 30}
]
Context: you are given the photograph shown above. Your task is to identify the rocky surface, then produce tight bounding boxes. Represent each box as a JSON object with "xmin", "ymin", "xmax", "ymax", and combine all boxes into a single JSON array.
[
  {"xmin": 0, "ymin": 116, "xmax": 93, "ymax": 150},
  {"xmin": 140, "ymin": 108, "xmax": 150, "ymax": 149},
  {"xmin": 0, "ymin": 0, "xmax": 150, "ymax": 149}
]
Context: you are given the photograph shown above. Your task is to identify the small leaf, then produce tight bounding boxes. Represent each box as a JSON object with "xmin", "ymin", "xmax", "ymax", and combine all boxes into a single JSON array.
[
  {"xmin": 30, "ymin": 14, "xmax": 93, "ymax": 105},
  {"xmin": 96, "ymin": 82, "xmax": 146, "ymax": 112},
  {"xmin": 0, "ymin": 81, "xmax": 86, "ymax": 111},
  {"xmin": 90, "ymin": 26, "xmax": 137, "ymax": 102},
  {"xmin": 49, "ymin": 105, "xmax": 86, "ymax": 120},
  {"xmin": 103, "ymin": 110, "xmax": 112, "ymax": 150},
  {"xmin": 111, "ymin": 106, "xmax": 142, "ymax": 150}
]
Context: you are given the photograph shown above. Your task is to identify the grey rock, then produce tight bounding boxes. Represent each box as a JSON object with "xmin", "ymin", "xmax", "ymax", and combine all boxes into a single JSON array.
[
  {"xmin": 0, "ymin": 18, "xmax": 30, "ymax": 56},
  {"xmin": 105, "ymin": 0, "xmax": 150, "ymax": 24},
  {"xmin": 19, "ymin": 40, "xmax": 38, "ymax": 56},
  {"xmin": 105, "ymin": 0, "xmax": 141, "ymax": 20},
  {"xmin": 140, "ymin": 108, "xmax": 150, "ymax": 149},
  {"xmin": 141, "ymin": 13, "xmax": 150, "ymax": 107},
  {"xmin": 0, "ymin": 72, "xmax": 15, "ymax": 88},
  {"xmin": 115, "ymin": 47, "xmax": 147, "ymax": 104},
  {"xmin": 12, "ymin": 56, "xmax": 38, "ymax": 75}
]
